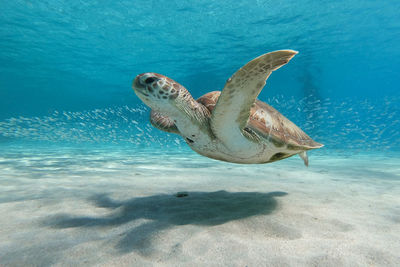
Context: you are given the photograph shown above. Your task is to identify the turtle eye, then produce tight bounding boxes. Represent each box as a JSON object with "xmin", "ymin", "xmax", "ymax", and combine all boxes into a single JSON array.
[{"xmin": 144, "ymin": 77, "xmax": 156, "ymax": 84}]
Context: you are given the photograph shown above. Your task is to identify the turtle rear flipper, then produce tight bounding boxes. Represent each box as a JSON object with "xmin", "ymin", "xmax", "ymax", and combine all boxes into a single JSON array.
[{"xmin": 299, "ymin": 151, "xmax": 309, "ymax": 167}]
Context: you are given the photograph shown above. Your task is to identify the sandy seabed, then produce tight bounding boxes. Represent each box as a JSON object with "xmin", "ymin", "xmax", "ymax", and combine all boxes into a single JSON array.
[{"xmin": 0, "ymin": 146, "xmax": 399, "ymax": 266}]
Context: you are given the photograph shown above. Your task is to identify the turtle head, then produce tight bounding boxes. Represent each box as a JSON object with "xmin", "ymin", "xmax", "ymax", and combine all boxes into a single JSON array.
[{"xmin": 132, "ymin": 73, "xmax": 187, "ymax": 111}]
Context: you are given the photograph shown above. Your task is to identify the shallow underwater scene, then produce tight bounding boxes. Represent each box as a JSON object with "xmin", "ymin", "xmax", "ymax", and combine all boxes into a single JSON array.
[{"xmin": 0, "ymin": 1, "xmax": 399, "ymax": 266}]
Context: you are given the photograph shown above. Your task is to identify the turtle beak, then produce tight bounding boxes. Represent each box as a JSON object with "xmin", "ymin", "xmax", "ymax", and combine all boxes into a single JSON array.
[
  {"xmin": 133, "ymin": 74, "xmax": 145, "ymax": 90},
  {"xmin": 132, "ymin": 75, "xmax": 150, "ymax": 101}
]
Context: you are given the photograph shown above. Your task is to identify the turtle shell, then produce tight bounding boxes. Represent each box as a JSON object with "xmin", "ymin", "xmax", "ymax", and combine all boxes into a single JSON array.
[{"xmin": 197, "ymin": 91, "xmax": 323, "ymax": 150}]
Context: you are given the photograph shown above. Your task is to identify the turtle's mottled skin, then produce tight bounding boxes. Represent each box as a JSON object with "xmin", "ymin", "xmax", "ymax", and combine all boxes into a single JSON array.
[{"xmin": 132, "ymin": 50, "xmax": 323, "ymax": 165}]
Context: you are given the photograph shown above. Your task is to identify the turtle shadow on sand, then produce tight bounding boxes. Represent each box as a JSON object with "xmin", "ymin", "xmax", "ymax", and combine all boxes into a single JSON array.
[{"xmin": 44, "ymin": 190, "xmax": 287, "ymax": 254}]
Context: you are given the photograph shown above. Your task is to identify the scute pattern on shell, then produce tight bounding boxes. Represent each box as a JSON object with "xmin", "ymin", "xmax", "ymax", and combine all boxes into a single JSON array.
[
  {"xmin": 197, "ymin": 91, "xmax": 323, "ymax": 149},
  {"xmin": 249, "ymin": 100, "xmax": 323, "ymax": 149}
]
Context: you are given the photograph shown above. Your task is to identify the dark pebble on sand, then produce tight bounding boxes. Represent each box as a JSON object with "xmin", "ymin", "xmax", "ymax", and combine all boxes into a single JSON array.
[{"xmin": 176, "ymin": 192, "xmax": 189, "ymax": 198}]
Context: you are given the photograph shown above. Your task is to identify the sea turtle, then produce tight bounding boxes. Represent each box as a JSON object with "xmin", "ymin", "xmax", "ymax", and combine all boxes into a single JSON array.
[{"xmin": 132, "ymin": 50, "xmax": 323, "ymax": 166}]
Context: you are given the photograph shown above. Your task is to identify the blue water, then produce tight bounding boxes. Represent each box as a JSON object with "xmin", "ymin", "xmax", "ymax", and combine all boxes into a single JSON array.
[
  {"xmin": 1, "ymin": 1, "xmax": 400, "ymax": 266},
  {"xmin": 1, "ymin": 0, "xmax": 399, "ymax": 151}
]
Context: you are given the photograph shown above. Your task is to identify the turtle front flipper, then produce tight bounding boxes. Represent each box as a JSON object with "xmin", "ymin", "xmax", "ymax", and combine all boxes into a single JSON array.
[
  {"xmin": 150, "ymin": 110, "xmax": 180, "ymax": 134},
  {"xmin": 210, "ymin": 50, "xmax": 298, "ymax": 152}
]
